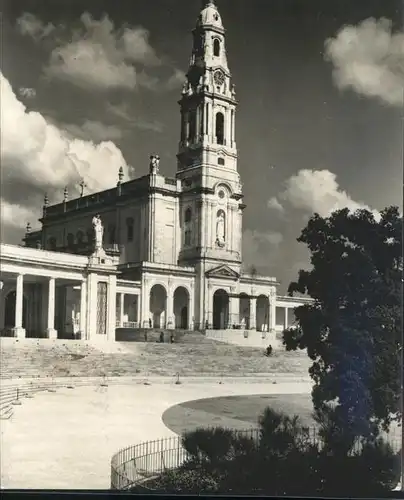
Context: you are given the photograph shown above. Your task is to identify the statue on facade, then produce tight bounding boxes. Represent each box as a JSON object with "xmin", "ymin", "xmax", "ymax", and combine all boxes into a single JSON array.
[
  {"xmin": 92, "ymin": 214, "xmax": 104, "ymax": 251},
  {"xmin": 149, "ymin": 154, "xmax": 160, "ymax": 174},
  {"xmin": 181, "ymin": 80, "xmax": 188, "ymax": 95},
  {"xmin": 231, "ymin": 83, "xmax": 236, "ymax": 98},
  {"xmin": 216, "ymin": 210, "xmax": 225, "ymax": 247}
]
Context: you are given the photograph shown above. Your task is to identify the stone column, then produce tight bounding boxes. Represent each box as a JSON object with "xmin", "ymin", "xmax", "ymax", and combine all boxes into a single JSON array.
[
  {"xmin": 86, "ymin": 274, "xmax": 98, "ymax": 340},
  {"xmin": 226, "ymin": 109, "xmax": 231, "ymax": 146},
  {"xmin": 188, "ymin": 286, "xmax": 195, "ymax": 330},
  {"xmin": 229, "ymin": 294, "xmax": 239, "ymax": 328},
  {"xmin": 79, "ymin": 280, "xmax": 87, "ymax": 340},
  {"xmin": 249, "ymin": 296, "xmax": 257, "ymax": 330},
  {"xmin": 166, "ymin": 287, "xmax": 174, "ymax": 329},
  {"xmin": 284, "ymin": 307, "xmax": 289, "ymax": 330},
  {"xmin": 206, "ymin": 283, "xmax": 213, "ymax": 329},
  {"xmin": 231, "ymin": 109, "xmax": 235, "ymax": 146},
  {"xmin": 107, "ymin": 275, "xmax": 117, "ymax": 341},
  {"xmin": 13, "ymin": 274, "xmax": 26, "ymax": 338},
  {"xmin": 206, "ymin": 103, "xmax": 211, "ymax": 139},
  {"xmin": 141, "ymin": 279, "xmax": 150, "ymax": 328},
  {"xmin": 46, "ymin": 277, "xmax": 57, "ymax": 339},
  {"xmin": 269, "ymin": 292, "xmax": 276, "ymax": 333},
  {"xmin": 119, "ymin": 293, "xmax": 125, "ymax": 327}
]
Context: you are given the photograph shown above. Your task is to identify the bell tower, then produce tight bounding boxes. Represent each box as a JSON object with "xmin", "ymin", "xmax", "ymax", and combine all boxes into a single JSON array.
[
  {"xmin": 177, "ymin": 0, "xmax": 238, "ymax": 174},
  {"xmin": 177, "ymin": 0, "xmax": 243, "ymax": 268}
]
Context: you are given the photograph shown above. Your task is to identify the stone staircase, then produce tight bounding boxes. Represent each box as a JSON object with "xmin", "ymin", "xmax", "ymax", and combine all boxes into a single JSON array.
[
  {"xmin": 115, "ymin": 328, "xmax": 195, "ymax": 343},
  {"xmin": 0, "ymin": 336, "xmax": 311, "ymax": 380}
]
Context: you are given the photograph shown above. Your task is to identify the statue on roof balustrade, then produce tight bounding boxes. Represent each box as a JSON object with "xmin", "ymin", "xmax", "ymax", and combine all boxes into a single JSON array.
[
  {"xmin": 92, "ymin": 213, "xmax": 104, "ymax": 251},
  {"xmin": 149, "ymin": 154, "xmax": 160, "ymax": 175}
]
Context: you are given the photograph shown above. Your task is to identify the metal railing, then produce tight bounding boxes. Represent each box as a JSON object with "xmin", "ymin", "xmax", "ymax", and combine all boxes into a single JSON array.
[
  {"xmin": 115, "ymin": 321, "xmax": 139, "ymax": 329},
  {"xmin": 110, "ymin": 427, "xmax": 402, "ymax": 490},
  {"xmin": 110, "ymin": 428, "xmax": 260, "ymax": 490}
]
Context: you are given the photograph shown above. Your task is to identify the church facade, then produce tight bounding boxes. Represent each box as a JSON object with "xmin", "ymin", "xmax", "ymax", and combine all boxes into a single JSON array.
[{"xmin": 0, "ymin": 1, "xmax": 310, "ymax": 345}]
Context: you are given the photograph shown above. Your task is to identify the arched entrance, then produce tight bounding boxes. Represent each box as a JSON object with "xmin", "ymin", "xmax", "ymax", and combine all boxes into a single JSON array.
[
  {"xmin": 173, "ymin": 287, "xmax": 189, "ymax": 329},
  {"xmin": 149, "ymin": 285, "xmax": 167, "ymax": 328},
  {"xmin": 4, "ymin": 291, "xmax": 28, "ymax": 329},
  {"xmin": 256, "ymin": 295, "xmax": 269, "ymax": 332},
  {"xmin": 239, "ymin": 293, "xmax": 250, "ymax": 329},
  {"xmin": 213, "ymin": 289, "xmax": 229, "ymax": 330}
]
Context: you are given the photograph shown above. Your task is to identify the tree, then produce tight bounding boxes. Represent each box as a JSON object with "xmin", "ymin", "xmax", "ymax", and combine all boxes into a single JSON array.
[{"xmin": 283, "ymin": 206, "xmax": 402, "ymax": 440}]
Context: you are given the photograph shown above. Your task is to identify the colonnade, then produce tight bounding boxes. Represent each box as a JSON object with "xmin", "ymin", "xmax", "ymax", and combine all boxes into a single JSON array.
[{"xmin": 0, "ymin": 272, "xmax": 117, "ymax": 341}]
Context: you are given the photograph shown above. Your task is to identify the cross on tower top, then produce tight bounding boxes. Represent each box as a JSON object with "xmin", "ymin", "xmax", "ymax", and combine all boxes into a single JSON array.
[{"xmin": 79, "ymin": 179, "xmax": 87, "ymax": 197}]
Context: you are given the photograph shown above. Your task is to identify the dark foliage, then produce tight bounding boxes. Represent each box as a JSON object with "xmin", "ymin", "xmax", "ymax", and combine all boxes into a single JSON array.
[
  {"xmin": 282, "ymin": 206, "xmax": 402, "ymax": 438},
  {"xmin": 146, "ymin": 407, "xmax": 400, "ymax": 496}
]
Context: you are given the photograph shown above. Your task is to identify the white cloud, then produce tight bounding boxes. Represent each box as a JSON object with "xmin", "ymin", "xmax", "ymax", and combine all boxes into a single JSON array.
[
  {"xmin": 268, "ymin": 169, "xmax": 379, "ymax": 219},
  {"xmin": 0, "ymin": 72, "xmax": 129, "ymax": 218},
  {"xmin": 267, "ymin": 196, "xmax": 284, "ymax": 212},
  {"xmin": 164, "ymin": 68, "xmax": 187, "ymax": 91},
  {"xmin": 1, "ymin": 200, "xmax": 38, "ymax": 230},
  {"xmin": 242, "ymin": 229, "xmax": 284, "ymax": 270},
  {"xmin": 17, "ymin": 12, "xmax": 184, "ymax": 91},
  {"xmin": 61, "ymin": 120, "xmax": 123, "ymax": 141},
  {"xmin": 325, "ymin": 17, "xmax": 404, "ymax": 106},
  {"xmin": 19, "ymin": 87, "xmax": 36, "ymax": 99},
  {"xmin": 107, "ymin": 102, "xmax": 164, "ymax": 132},
  {"xmin": 16, "ymin": 12, "xmax": 55, "ymax": 40},
  {"xmin": 121, "ymin": 26, "xmax": 162, "ymax": 66}
]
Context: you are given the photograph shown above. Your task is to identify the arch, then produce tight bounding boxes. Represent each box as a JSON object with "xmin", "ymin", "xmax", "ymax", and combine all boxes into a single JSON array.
[
  {"xmin": 149, "ymin": 284, "xmax": 167, "ymax": 328},
  {"xmin": 215, "ymin": 112, "xmax": 224, "ymax": 145},
  {"xmin": 213, "ymin": 38, "xmax": 220, "ymax": 57},
  {"xmin": 4, "ymin": 290, "xmax": 28, "ymax": 329},
  {"xmin": 215, "ymin": 209, "xmax": 226, "ymax": 246},
  {"xmin": 173, "ymin": 286, "xmax": 190, "ymax": 329},
  {"xmin": 213, "ymin": 181, "xmax": 233, "ymax": 196},
  {"xmin": 48, "ymin": 237, "xmax": 57, "ymax": 251},
  {"xmin": 213, "ymin": 289, "xmax": 229, "ymax": 329},
  {"xmin": 256, "ymin": 295, "xmax": 269, "ymax": 332},
  {"xmin": 239, "ymin": 292, "xmax": 250, "ymax": 329},
  {"xmin": 76, "ymin": 231, "xmax": 84, "ymax": 245}
]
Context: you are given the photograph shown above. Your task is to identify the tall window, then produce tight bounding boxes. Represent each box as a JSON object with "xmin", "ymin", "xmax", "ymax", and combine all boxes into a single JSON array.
[
  {"xmin": 127, "ymin": 218, "xmax": 134, "ymax": 242},
  {"xmin": 188, "ymin": 110, "xmax": 196, "ymax": 142},
  {"xmin": 213, "ymin": 39, "xmax": 220, "ymax": 57},
  {"xmin": 216, "ymin": 112, "xmax": 224, "ymax": 145},
  {"xmin": 76, "ymin": 231, "xmax": 84, "ymax": 245},
  {"xmin": 48, "ymin": 237, "xmax": 56, "ymax": 251},
  {"xmin": 184, "ymin": 208, "xmax": 192, "ymax": 247},
  {"xmin": 109, "ymin": 225, "xmax": 116, "ymax": 245},
  {"xmin": 67, "ymin": 233, "xmax": 75, "ymax": 249}
]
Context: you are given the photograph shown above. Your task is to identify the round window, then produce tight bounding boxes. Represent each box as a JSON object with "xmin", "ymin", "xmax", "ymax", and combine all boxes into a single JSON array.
[{"xmin": 218, "ymin": 190, "xmax": 225, "ymax": 199}]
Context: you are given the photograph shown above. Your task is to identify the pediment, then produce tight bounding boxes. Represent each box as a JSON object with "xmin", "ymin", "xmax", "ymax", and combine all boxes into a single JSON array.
[{"xmin": 206, "ymin": 264, "xmax": 240, "ymax": 280}]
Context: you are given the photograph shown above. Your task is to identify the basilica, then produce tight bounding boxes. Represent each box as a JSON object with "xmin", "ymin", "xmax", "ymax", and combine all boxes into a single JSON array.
[{"xmin": 0, "ymin": 1, "xmax": 309, "ymax": 347}]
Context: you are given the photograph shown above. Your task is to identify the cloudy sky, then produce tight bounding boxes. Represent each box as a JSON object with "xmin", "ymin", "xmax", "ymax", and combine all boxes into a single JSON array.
[{"xmin": 1, "ymin": 0, "xmax": 403, "ymax": 291}]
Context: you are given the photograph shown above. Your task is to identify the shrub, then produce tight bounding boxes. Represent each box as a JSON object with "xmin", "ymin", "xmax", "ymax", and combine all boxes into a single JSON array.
[
  {"xmin": 150, "ymin": 467, "xmax": 221, "ymax": 494},
  {"xmin": 141, "ymin": 408, "xmax": 400, "ymax": 496},
  {"xmin": 182, "ymin": 427, "xmax": 235, "ymax": 465}
]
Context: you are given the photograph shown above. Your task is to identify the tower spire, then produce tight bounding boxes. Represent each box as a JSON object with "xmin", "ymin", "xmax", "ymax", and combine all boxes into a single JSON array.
[{"xmin": 177, "ymin": 1, "xmax": 237, "ymax": 172}]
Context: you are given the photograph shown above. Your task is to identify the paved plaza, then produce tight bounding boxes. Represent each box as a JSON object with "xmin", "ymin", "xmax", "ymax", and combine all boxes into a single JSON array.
[{"xmin": 1, "ymin": 379, "xmax": 312, "ymax": 489}]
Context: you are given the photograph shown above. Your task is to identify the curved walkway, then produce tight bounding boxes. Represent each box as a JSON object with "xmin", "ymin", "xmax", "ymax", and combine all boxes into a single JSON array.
[{"xmin": 1, "ymin": 376, "xmax": 312, "ymax": 489}]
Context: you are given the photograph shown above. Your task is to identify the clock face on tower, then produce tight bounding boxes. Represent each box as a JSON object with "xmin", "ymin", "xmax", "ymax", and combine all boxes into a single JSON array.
[{"xmin": 213, "ymin": 70, "xmax": 225, "ymax": 86}]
